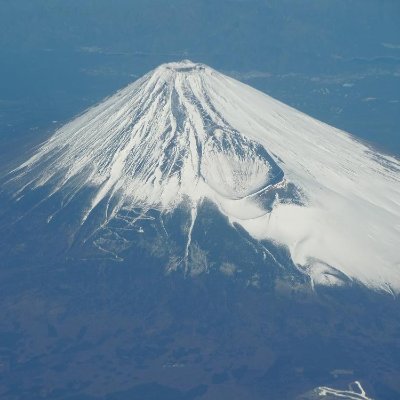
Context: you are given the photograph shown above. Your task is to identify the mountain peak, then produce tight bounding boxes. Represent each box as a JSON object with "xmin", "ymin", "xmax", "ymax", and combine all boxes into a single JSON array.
[
  {"xmin": 159, "ymin": 60, "xmax": 207, "ymax": 73},
  {"xmin": 8, "ymin": 61, "xmax": 400, "ymax": 293}
]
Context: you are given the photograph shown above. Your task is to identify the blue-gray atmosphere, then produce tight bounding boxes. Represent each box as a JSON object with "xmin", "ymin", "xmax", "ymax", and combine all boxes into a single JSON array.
[{"xmin": 0, "ymin": 1, "xmax": 399, "ymax": 399}]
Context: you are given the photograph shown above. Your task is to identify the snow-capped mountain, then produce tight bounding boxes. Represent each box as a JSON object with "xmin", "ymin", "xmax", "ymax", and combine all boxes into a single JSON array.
[{"xmin": 8, "ymin": 60, "xmax": 400, "ymax": 293}]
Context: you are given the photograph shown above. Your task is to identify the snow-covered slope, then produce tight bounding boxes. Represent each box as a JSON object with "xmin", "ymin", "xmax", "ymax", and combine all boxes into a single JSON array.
[{"xmin": 10, "ymin": 60, "xmax": 400, "ymax": 292}]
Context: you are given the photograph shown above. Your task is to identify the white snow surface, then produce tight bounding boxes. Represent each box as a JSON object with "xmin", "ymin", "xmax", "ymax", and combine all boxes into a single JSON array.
[{"xmin": 12, "ymin": 60, "xmax": 400, "ymax": 292}]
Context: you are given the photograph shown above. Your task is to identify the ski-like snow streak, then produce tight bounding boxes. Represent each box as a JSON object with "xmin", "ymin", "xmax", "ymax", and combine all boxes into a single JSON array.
[{"xmin": 10, "ymin": 60, "xmax": 400, "ymax": 292}]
